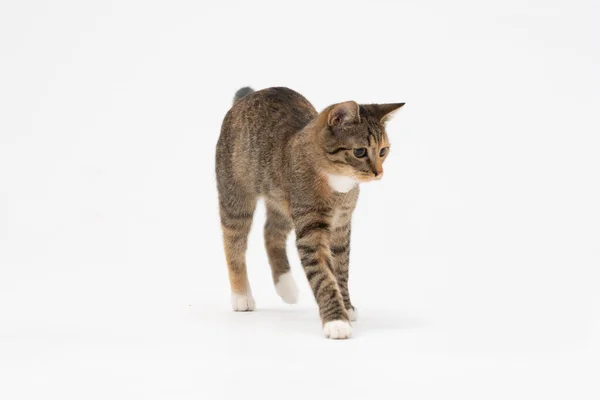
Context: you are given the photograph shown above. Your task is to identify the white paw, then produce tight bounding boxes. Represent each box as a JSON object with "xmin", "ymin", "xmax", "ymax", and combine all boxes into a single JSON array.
[
  {"xmin": 347, "ymin": 307, "xmax": 357, "ymax": 322},
  {"xmin": 275, "ymin": 271, "xmax": 299, "ymax": 304},
  {"xmin": 323, "ymin": 320, "xmax": 352, "ymax": 340},
  {"xmin": 231, "ymin": 292, "xmax": 256, "ymax": 311}
]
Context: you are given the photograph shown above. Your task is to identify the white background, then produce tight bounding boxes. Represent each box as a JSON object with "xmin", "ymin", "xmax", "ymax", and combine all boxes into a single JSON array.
[{"xmin": 1, "ymin": 0, "xmax": 599, "ymax": 398}]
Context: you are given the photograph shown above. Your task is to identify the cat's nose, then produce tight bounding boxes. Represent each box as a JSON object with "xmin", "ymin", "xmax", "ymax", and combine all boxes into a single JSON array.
[{"xmin": 373, "ymin": 169, "xmax": 384, "ymax": 178}]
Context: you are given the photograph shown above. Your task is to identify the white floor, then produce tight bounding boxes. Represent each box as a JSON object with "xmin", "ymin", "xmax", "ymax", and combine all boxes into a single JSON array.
[
  {"xmin": 1, "ymin": 1, "xmax": 599, "ymax": 398},
  {"xmin": 1, "ymin": 224, "xmax": 598, "ymax": 399}
]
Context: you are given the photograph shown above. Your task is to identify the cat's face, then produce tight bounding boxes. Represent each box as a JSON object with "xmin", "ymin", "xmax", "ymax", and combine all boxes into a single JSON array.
[{"xmin": 320, "ymin": 101, "xmax": 404, "ymax": 182}]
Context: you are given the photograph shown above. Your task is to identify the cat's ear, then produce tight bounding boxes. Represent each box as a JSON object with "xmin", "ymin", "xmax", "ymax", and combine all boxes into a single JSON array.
[
  {"xmin": 369, "ymin": 103, "xmax": 406, "ymax": 124},
  {"xmin": 328, "ymin": 101, "xmax": 360, "ymax": 127}
]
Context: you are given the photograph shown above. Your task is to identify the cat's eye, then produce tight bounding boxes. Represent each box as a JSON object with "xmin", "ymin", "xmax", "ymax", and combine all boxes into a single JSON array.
[
  {"xmin": 380, "ymin": 147, "xmax": 388, "ymax": 157},
  {"xmin": 353, "ymin": 148, "xmax": 367, "ymax": 158}
]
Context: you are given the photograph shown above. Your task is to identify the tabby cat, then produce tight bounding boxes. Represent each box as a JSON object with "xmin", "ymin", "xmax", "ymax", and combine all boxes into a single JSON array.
[{"xmin": 215, "ymin": 87, "xmax": 404, "ymax": 339}]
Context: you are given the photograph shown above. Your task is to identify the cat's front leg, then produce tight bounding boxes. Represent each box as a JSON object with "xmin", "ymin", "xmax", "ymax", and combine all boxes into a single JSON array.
[
  {"xmin": 330, "ymin": 221, "xmax": 356, "ymax": 321},
  {"xmin": 293, "ymin": 205, "xmax": 351, "ymax": 339}
]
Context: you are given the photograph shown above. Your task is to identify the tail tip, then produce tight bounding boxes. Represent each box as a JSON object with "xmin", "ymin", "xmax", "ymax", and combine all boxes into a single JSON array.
[{"xmin": 233, "ymin": 87, "xmax": 255, "ymax": 104}]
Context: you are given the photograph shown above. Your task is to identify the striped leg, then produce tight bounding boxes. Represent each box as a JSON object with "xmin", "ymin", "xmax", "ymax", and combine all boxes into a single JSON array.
[
  {"xmin": 331, "ymin": 221, "xmax": 356, "ymax": 321},
  {"xmin": 293, "ymin": 205, "xmax": 350, "ymax": 339},
  {"xmin": 264, "ymin": 203, "xmax": 298, "ymax": 304},
  {"xmin": 219, "ymin": 194, "xmax": 257, "ymax": 311}
]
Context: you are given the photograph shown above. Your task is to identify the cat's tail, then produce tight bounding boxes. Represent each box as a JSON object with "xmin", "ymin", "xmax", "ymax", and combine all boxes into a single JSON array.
[{"xmin": 233, "ymin": 87, "xmax": 254, "ymax": 104}]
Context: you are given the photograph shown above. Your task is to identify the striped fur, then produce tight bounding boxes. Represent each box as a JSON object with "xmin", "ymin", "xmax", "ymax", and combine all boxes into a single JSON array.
[{"xmin": 215, "ymin": 87, "xmax": 404, "ymax": 338}]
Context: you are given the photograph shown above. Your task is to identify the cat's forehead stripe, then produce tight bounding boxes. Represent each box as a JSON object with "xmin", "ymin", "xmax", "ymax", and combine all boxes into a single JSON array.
[{"xmin": 366, "ymin": 119, "xmax": 382, "ymax": 146}]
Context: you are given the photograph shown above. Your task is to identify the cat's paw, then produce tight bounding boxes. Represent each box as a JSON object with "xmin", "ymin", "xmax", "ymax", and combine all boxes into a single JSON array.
[
  {"xmin": 275, "ymin": 271, "xmax": 299, "ymax": 304},
  {"xmin": 231, "ymin": 292, "xmax": 256, "ymax": 311},
  {"xmin": 323, "ymin": 320, "xmax": 352, "ymax": 340},
  {"xmin": 347, "ymin": 307, "xmax": 357, "ymax": 322}
]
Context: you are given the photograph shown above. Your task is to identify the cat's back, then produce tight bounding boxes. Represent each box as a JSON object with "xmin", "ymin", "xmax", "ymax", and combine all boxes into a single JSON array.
[
  {"xmin": 225, "ymin": 87, "xmax": 317, "ymax": 137},
  {"xmin": 217, "ymin": 87, "xmax": 317, "ymax": 193}
]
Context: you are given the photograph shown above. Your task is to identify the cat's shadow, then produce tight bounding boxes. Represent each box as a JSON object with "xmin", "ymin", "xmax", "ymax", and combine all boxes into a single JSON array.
[
  {"xmin": 245, "ymin": 307, "xmax": 427, "ymax": 337},
  {"xmin": 357, "ymin": 313, "xmax": 427, "ymax": 333}
]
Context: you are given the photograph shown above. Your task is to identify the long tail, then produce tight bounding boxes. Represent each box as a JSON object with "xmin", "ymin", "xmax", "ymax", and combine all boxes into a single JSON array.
[{"xmin": 233, "ymin": 87, "xmax": 254, "ymax": 104}]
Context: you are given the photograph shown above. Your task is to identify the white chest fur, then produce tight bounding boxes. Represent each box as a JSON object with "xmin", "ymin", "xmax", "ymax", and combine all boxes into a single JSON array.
[{"xmin": 326, "ymin": 174, "xmax": 358, "ymax": 193}]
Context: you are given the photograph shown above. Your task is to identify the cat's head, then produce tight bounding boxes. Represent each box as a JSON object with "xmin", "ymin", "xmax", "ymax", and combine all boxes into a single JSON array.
[{"xmin": 318, "ymin": 101, "xmax": 405, "ymax": 183}]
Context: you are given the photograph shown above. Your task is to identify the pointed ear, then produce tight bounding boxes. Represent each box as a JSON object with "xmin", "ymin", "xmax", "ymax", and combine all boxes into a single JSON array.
[
  {"xmin": 328, "ymin": 101, "xmax": 360, "ymax": 127},
  {"xmin": 370, "ymin": 103, "xmax": 405, "ymax": 123}
]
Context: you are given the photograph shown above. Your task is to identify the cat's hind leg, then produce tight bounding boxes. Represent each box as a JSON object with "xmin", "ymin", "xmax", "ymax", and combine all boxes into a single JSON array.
[
  {"xmin": 264, "ymin": 202, "xmax": 298, "ymax": 304},
  {"xmin": 219, "ymin": 193, "xmax": 257, "ymax": 311}
]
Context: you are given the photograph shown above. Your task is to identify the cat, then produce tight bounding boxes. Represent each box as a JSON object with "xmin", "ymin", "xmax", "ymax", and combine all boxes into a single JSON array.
[{"xmin": 215, "ymin": 87, "xmax": 404, "ymax": 339}]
